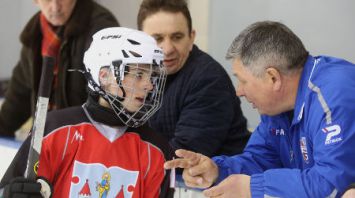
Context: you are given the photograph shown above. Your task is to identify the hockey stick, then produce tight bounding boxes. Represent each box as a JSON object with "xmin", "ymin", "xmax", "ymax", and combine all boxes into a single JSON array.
[{"xmin": 25, "ymin": 56, "xmax": 55, "ymax": 179}]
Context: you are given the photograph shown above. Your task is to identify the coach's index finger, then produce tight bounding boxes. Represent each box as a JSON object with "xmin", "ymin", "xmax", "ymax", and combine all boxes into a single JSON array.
[
  {"xmin": 164, "ymin": 149, "xmax": 202, "ymax": 169},
  {"xmin": 164, "ymin": 158, "xmax": 190, "ymax": 169}
]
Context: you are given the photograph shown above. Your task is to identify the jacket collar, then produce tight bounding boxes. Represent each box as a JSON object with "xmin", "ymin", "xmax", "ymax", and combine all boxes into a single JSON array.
[{"xmin": 291, "ymin": 55, "xmax": 318, "ymax": 125}]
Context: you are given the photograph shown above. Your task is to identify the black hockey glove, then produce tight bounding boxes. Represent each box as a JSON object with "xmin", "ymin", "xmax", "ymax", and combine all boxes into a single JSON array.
[{"xmin": 3, "ymin": 177, "xmax": 52, "ymax": 198}]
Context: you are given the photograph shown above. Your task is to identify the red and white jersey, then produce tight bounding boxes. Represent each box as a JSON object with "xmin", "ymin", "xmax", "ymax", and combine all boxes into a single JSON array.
[{"xmin": 36, "ymin": 105, "xmax": 173, "ymax": 198}]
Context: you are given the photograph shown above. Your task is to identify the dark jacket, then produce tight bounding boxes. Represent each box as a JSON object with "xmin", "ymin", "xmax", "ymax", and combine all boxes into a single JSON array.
[
  {"xmin": 0, "ymin": 0, "xmax": 119, "ymax": 136},
  {"xmin": 149, "ymin": 45, "xmax": 251, "ymax": 157}
]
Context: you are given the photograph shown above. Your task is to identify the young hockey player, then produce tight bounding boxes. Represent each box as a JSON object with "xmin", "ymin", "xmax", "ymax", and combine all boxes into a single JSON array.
[{"xmin": 0, "ymin": 27, "xmax": 173, "ymax": 198}]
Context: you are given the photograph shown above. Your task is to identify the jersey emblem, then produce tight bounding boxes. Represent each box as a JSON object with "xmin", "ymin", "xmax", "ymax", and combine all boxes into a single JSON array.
[
  {"xmin": 70, "ymin": 161, "xmax": 138, "ymax": 197},
  {"xmin": 270, "ymin": 128, "xmax": 285, "ymax": 136},
  {"xmin": 300, "ymin": 137, "xmax": 309, "ymax": 164},
  {"xmin": 71, "ymin": 130, "xmax": 84, "ymax": 143},
  {"xmin": 322, "ymin": 124, "xmax": 342, "ymax": 145},
  {"xmin": 96, "ymin": 172, "xmax": 111, "ymax": 198}
]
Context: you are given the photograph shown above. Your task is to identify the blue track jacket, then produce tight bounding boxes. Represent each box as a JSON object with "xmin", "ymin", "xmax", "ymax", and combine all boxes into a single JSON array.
[{"xmin": 213, "ymin": 55, "xmax": 355, "ymax": 197}]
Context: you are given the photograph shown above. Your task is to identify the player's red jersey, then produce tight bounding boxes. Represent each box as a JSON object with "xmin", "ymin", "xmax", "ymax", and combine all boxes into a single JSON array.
[{"xmin": 38, "ymin": 123, "xmax": 168, "ymax": 197}]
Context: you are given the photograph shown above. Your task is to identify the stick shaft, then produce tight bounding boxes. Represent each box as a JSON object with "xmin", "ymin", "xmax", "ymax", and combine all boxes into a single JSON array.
[{"xmin": 25, "ymin": 56, "xmax": 55, "ymax": 179}]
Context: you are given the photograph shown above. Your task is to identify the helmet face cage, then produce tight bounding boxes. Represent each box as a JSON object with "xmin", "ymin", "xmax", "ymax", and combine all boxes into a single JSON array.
[
  {"xmin": 104, "ymin": 59, "xmax": 166, "ymax": 127},
  {"xmin": 83, "ymin": 27, "xmax": 167, "ymax": 127}
]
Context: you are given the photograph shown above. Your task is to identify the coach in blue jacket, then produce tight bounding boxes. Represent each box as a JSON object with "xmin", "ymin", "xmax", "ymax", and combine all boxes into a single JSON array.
[{"xmin": 164, "ymin": 21, "xmax": 355, "ymax": 198}]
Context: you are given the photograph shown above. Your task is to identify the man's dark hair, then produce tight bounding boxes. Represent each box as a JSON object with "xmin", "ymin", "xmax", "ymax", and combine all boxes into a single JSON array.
[{"xmin": 137, "ymin": 0, "xmax": 192, "ymax": 33}]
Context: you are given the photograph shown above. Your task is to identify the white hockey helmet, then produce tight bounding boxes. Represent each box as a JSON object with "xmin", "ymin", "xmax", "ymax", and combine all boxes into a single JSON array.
[{"xmin": 83, "ymin": 27, "xmax": 166, "ymax": 127}]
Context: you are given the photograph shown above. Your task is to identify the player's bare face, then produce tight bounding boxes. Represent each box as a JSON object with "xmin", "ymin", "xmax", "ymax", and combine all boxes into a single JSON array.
[
  {"xmin": 35, "ymin": 0, "xmax": 77, "ymax": 26},
  {"xmin": 120, "ymin": 64, "xmax": 154, "ymax": 112}
]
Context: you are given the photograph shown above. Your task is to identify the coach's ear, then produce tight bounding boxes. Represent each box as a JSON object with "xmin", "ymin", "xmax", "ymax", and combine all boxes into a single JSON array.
[{"xmin": 265, "ymin": 67, "xmax": 282, "ymax": 91}]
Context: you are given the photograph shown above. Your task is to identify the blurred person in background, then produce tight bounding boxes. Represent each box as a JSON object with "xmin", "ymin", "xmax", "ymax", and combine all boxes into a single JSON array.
[{"xmin": 0, "ymin": 0, "xmax": 119, "ymax": 137}]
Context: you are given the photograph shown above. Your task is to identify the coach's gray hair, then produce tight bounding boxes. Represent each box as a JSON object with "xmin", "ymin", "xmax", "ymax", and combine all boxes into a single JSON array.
[{"xmin": 226, "ymin": 21, "xmax": 308, "ymax": 77}]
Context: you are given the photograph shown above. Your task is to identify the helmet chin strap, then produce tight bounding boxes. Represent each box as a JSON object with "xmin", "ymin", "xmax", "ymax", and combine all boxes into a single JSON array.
[{"xmin": 103, "ymin": 92, "xmax": 141, "ymax": 127}]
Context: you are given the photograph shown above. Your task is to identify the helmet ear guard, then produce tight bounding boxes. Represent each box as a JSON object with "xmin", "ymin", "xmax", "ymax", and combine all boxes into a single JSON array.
[
  {"xmin": 83, "ymin": 27, "xmax": 166, "ymax": 127},
  {"xmin": 112, "ymin": 60, "xmax": 125, "ymax": 82},
  {"xmin": 111, "ymin": 60, "xmax": 126, "ymax": 100}
]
